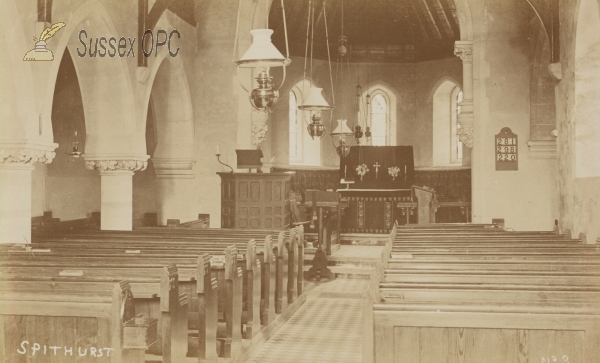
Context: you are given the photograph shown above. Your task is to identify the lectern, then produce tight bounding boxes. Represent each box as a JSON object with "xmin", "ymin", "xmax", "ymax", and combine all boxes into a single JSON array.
[
  {"xmin": 413, "ymin": 186, "xmax": 437, "ymax": 224},
  {"xmin": 303, "ymin": 190, "xmax": 339, "ymax": 281}
]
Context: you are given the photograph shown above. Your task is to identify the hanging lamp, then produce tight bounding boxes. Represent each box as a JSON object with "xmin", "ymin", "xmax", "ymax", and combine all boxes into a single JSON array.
[
  {"xmin": 298, "ymin": 0, "xmax": 335, "ymax": 139},
  {"xmin": 329, "ymin": 0, "xmax": 355, "ymax": 157},
  {"xmin": 65, "ymin": 130, "xmax": 81, "ymax": 159},
  {"xmin": 331, "ymin": 119, "xmax": 354, "ymax": 157},
  {"xmin": 233, "ymin": 0, "xmax": 290, "ymax": 112}
]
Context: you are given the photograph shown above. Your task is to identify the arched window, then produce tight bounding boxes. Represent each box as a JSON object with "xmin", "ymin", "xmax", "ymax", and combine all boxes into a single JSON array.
[
  {"xmin": 360, "ymin": 83, "xmax": 398, "ymax": 146},
  {"xmin": 370, "ymin": 94, "xmax": 387, "ymax": 146},
  {"xmin": 574, "ymin": 0, "xmax": 600, "ymax": 178},
  {"xmin": 432, "ymin": 78, "xmax": 462, "ymax": 166},
  {"xmin": 289, "ymin": 81, "xmax": 322, "ymax": 166}
]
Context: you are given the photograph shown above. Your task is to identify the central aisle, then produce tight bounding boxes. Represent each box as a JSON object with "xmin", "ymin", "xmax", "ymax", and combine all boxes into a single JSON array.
[{"xmin": 246, "ymin": 279, "xmax": 368, "ymax": 363}]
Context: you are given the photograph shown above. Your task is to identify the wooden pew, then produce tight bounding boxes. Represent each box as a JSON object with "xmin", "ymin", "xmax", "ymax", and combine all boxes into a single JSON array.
[
  {"xmin": 366, "ymin": 224, "xmax": 600, "ymax": 363},
  {"xmin": 8, "ymin": 237, "xmax": 272, "ymax": 336},
  {"xmin": 372, "ymin": 302, "xmax": 600, "ymax": 363},
  {"xmin": 0, "ymin": 264, "xmax": 187, "ymax": 363},
  {"xmin": 8, "ymin": 245, "xmax": 259, "ymax": 359},
  {"xmin": 33, "ymin": 230, "xmax": 297, "ymax": 314},
  {"xmin": 32, "ymin": 227, "xmax": 302, "ymax": 310},
  {"xmin": 1, "ymin": 254, "xmax": 221, "ymax": 362},
  {"xmin": 0, "ymin": 280, "xmax": 156, "ymax": 363}
]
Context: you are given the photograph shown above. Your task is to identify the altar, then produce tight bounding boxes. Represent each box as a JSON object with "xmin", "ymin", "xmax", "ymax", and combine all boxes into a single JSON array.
[
  {"xmin": 337, "ymin": 146, "xmax": 436, "ymax": 233},
  {"xmin": 338, "ymin": 189, "xmax": 415, "ymax": 233}
]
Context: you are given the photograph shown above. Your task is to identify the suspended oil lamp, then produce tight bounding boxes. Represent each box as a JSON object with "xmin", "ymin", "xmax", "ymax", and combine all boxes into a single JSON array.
[
  {"xmin": 307, "ymin": 113, "xmax": 326, "ymax": 139},
  {"xmin": 249, "ymin": 69, "xmax": 279, "ymax": 110},
  {"xmin": 65, "ymin": 130, "xmax": 82, "ymax": 159},
  {"xmin": 300, "ymin": 87, "xmax": 331, "ymax": 139},
  {"xmin": 331, "ymin": 119, "xmax": 354, "ymax": 157},
  {"xmin": 233, "ymin": 0, "xmax": 290, "ymax": 112}
]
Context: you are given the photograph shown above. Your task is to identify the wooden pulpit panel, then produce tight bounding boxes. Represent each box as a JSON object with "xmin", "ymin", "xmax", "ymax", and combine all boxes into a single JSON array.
[{"xmin": 218, "ymin": 173, "xmax": 292, "ymax": 229}]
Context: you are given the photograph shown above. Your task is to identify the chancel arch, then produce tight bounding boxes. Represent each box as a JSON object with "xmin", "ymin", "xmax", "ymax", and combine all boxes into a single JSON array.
[{"xmin": 574, "ymin": 0, "xmax": 600, "ymax": 178}]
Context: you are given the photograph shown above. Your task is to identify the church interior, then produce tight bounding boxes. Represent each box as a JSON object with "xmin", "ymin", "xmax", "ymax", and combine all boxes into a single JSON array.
[{"xmin": 1, "ymin": 0, "xmax": 600, "ymax": 362}]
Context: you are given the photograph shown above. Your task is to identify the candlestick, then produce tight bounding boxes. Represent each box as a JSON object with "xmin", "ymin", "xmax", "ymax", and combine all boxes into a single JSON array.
[{"xmin": 344, "ymin": 165, "xmax": 347, "ymax": 179}]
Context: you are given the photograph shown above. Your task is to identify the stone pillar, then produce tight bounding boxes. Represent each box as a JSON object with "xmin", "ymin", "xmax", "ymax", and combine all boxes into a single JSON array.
[
  {"xmin": 85, "ymin": 160, "xmax": 147, "ymax": 231},
  {"xmin": 0, "ymin": 148, "xmax": 56, "ymax": 244},
  {"xmin": 454, "ymin": 41, "xmax": 474, "ymax": 148},
  {"xmin": 153, "ymin": 159, "xmax": 196, "ymax": 225}
]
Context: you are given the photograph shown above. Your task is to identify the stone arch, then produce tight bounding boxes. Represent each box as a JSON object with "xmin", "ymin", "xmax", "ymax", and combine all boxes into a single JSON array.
[
  {"xmin": 432, "ymin": 79, "xmax": 462, "ymax": 166},
  {"xmin": 0, "ymin": 0, "xmax": 45, "ymax": 144},
  {"xmin": 428, "ymin": 76, "xmax": 463, "ymax": 103},
  {"xmin": 453, "ymin": 0, "xmax": 474, "ymax": 41},
  {"xmin": 142, "ymin": 37, "xmax": 195, "ymax": 178},
  {"xmin": 574, "ymin": 0, "xmax": 600, "ymax": 178},
  {"xmin": 42, "ymin": 0, "xmax": 143, "ymax": 161}
]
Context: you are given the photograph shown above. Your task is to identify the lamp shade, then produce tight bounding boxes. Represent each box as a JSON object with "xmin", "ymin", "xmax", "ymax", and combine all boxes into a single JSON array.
[
  {"xmin": 236, "ymin": 29, "xmax": 286, "ymax": 68},
  {"xmin": 331, "ymin": 119, "xmax": 354, "ymax": 136},
  {"xmin": 298, "ymin": 88, "xmax": 332, "ymax": 111}
]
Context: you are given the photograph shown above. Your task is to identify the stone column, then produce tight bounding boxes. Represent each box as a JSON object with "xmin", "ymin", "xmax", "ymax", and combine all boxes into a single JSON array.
[
  {"xmin": 454, "ymin": 41, "xmax": 474, "ymax": 148},
  {"xmin": 0, "ymin": 148, "xmax": 56, "ymax": 244},
  {"xmin": 153, "ymin": 158, "xmax": 196, "ymax": 225},
  {"xmin": 85, "ymin": 160, "xmax": 147, "ymax": 231}
]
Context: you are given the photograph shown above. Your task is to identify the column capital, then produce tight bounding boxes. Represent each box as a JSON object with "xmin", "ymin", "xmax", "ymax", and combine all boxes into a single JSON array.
[
  {"xmin": 454, "ymin": 41, "xmax": 473, "ymax": 63},
  {"xmin": 85, "ymin": 159, "xmax": 148, "ymax": 172},
  {"xmin": 457, "ymin": 125, "xmax": 474, "ymax": 148},
  {"xmin": 0, "ymin": 148, "xmax": 56, "ymax": 165}
]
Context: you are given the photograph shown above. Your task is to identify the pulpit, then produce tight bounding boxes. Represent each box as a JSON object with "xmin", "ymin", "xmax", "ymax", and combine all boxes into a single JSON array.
[{"xmin": 218, "ymin": 172, "xmax": 293, "ymax": 229}]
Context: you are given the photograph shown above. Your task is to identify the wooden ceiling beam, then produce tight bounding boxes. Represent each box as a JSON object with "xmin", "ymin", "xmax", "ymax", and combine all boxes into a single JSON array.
[
  {"xmin": 438, "ymin": 0, "xmax": 461, "ymax": 39},
  {"xmin": 408, "ymin": 0, "xmax": 435, "ymax": 42},
  {"xmin": 420, "ymin": 0, "xmax": 444, "ymax": 39},
  {"xmin": 430, "ymin": 0, "xmax": 455, "ymax": 38}
]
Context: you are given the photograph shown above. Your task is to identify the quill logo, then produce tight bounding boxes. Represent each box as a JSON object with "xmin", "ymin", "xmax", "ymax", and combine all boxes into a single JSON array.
[{"xmin": 23, "ymin": 22, "xmax": 66, "ymax": 61}]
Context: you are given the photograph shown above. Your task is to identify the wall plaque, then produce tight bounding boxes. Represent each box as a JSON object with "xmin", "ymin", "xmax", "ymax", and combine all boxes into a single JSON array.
[{"xmin": 495, "ymin": 127, "xmax": 518, "ymax": 171}]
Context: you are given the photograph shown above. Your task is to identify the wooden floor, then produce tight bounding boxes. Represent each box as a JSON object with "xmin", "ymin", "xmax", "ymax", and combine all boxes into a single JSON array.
[{"xmin": 245, "ymin": 279, "xmax": 368, "ymax": 363}]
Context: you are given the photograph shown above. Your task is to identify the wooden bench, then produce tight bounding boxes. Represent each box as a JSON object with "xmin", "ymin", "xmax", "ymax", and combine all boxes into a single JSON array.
[
  {"xmin": 5, "ymin": 237, "xmax": 291, "ymax": 359},
  {"xmin": 2, "ymin": 251, "xmax": 229, "ymax": 361},
  {"xmin": 1, "ymin": 263, "xmax": 193, "ymax": 363},
  {"xmin": 364, "ymin": 223, "xmax": 600, "ymax": 363},
  {"xmin": 0, "ymin": 280, "xmax": 156, "ymax": 363},
  {"xmin": 31, "ymin": 227, "xmax": 304, "ymax": 316}
]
